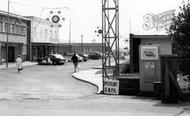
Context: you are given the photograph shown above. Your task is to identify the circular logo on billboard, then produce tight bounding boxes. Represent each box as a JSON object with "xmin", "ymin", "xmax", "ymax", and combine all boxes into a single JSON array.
[{"xmin": 52, "ymin": 15, "xmax": 60, "ymax": 23}]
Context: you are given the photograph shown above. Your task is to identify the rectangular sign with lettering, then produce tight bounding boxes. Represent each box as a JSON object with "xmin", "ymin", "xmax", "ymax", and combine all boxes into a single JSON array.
[
  {"xmin": 104, "ymin": 80, "xmax": 119, "ymax": 95},
  {"xmin": 140, "ymin": 46, "xmax": 159, "ymax": 60}
]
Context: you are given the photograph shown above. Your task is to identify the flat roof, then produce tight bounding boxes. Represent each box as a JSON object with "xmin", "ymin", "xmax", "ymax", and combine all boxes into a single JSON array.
[
  {"xmin": 0, "ymin": 10, "xmax": 31, "ymax": 21},
  {"xmin": 130, "ymin": 34, "xmax": 170, "ymax": 39}
]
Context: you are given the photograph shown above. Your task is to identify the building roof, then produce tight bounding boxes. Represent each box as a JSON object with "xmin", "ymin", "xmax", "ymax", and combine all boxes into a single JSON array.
[
  {"xmin": 26, "ymin": 16, "xmax": 60, "ymax": 26},
  {"xmin": 59, "ymin": 43, "xmax": 102, "ymax": 46},
  {"xmin": 0, "ymin": 10, "xmax": 31, "ymax": 21},
  {"xmin": 130, "ymin": 34, "xmax": 170, "ymax": 39}
]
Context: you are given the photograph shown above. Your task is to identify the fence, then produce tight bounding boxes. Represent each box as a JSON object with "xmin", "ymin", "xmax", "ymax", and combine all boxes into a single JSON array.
[{"xmin": 161, "ymin": 56, "xmax": 190, "ymax": 103}]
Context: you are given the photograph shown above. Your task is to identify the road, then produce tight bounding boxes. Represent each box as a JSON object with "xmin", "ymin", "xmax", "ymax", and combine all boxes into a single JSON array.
[
  {"xmin": 0, "ymin": 60, "xmax": 102, "ymax": 101},
  {"xmin": 0, "ymin": 59, "xmax": 189, "ymax": 116}
]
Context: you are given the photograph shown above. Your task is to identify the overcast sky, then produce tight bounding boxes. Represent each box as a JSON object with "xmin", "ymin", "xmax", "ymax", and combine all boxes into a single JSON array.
[{"xmin": 0, "ymin": 0, "xmax": 184, "ymax": 48}]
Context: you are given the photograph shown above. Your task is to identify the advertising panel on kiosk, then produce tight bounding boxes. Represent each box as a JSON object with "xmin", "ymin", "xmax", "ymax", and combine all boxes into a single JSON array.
[{"xmin": 139, "ymin": 45, "xmax": 160, "ymax": 92}]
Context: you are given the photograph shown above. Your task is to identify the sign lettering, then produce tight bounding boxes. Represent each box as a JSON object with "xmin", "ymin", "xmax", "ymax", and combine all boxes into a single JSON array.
[
  {"xmin": 143, "ymin": 10, "xmax": 175, "ymax": 31},
  {"xmin": 104, "ymin": 80, "xmax": 119, "ymax": 95}
]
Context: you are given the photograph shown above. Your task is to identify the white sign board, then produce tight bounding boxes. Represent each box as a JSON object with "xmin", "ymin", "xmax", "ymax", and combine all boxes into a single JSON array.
[
  {"xmin": 143, "ymin": 9, "xmax": 175, "ymax": 31},
  {"xmin": 141, "ymin": 46, "xmax": 159, "ymax": 60},
  {"xmin": 104, "ymin": 80, "xmax": 119, "ymax": 95}
]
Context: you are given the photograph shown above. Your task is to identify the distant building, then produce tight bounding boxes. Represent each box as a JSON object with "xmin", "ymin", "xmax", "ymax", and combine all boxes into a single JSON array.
[
  {"xmin": 57, "ymin": 43, "xmax": 104, "ymax": 55},
  {"xmin": 75, "ymin": 43, "xmax": 103, "ymax": 54},
  {"xmin": 26, "ymin": 16, "xmax": 60, "ymax": 61},
  {"xmin": 0, "ymin": 10, "xmax": 31, "ymax": 64}
]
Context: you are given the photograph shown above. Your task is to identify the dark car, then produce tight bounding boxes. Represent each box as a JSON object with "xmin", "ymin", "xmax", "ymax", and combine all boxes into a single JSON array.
[
  {"xmin": 37, "ymin": 54, "xmax": 67, "ymax": 65},
  {"xmin": 89, "ymin": 51, "xmax": 102, "ymax": 59},
  {"xmin": 37, "ymin": 56, "xmax": 52, "ymax": 65},
  {"xmin": 65, "ymin": 53, "xmax": 83, "ymax": 62},
  {"xmin": 78, "ymin": 53, "xmax": 88, "ymax": 62}
]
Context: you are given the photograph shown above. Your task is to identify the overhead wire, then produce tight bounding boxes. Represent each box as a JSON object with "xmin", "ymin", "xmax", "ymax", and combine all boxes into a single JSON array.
[{"xmin": 9, "ymin": 0, "xmax": 102, "ymax": 42}]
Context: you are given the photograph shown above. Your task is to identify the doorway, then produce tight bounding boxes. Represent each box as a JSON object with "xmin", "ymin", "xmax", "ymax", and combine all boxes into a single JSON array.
[{"xmin": 8, "ymin": 46, "xmax": 15, "ymax": 62}]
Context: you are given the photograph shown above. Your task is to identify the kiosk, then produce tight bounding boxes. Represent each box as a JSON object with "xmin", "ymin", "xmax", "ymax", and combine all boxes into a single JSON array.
[{"xmin": 139, "ymin": 45, "xmax": 161, "ymax": 92}]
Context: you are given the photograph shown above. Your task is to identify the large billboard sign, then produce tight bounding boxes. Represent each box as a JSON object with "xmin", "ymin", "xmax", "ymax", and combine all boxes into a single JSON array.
[{"xmin": 143, "ymin": 10, "xmax": 175, "ymax": 31}]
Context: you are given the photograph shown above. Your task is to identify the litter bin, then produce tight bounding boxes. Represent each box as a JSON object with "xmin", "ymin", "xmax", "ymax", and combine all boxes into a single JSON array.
[{"xmin": 153, "ymin": 81, "xmax": 162, "ymax": 99}]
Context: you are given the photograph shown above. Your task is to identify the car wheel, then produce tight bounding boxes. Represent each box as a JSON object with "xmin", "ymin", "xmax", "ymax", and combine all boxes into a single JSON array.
[
  {"xmin": 56, "ymin": 61, "xmax": 59, "ymax": 65},
  {"xmin": 52, "ymin": 61, "xmax": 56, "ymax": 65}
]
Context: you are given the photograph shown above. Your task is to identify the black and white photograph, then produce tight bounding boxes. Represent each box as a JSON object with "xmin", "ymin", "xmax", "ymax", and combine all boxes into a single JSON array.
[{"xmin": 0, "ymin": 0, "xmax": 190, "ymax": 116}]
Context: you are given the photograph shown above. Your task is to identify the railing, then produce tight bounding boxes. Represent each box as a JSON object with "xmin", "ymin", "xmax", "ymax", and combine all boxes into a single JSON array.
[{"xmin": 119, "ymin": 63, "xmax": 139, "ymax": 74}]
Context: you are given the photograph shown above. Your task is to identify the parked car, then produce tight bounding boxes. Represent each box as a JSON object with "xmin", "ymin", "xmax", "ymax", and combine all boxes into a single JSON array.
[
  {"xmin": 65, "ymin": 53, "xmax": 83, "ymax": 62},
  {"xmin": 37, "ymin": 56, "xmax": 52, "ymax": 65},
  {"xmin": 76, "ymin": 54, "xmax": 83, "ymax": 62},
  {"xmin": 78, "ymin": 53, "xmax": 89, "ymax": 62},
  {"xmin": 37, "ymin": 54, "xmax": 67, "ymax": 65},
  {"xmin": 89, "ymin": 51, "xmax": 102, "ymax": 59}
]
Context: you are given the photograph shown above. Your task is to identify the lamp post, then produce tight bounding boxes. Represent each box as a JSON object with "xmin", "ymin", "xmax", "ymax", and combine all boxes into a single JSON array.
[
  {"xmin": 81, "ymin": 34, "xmax": 83, "ymax": 53},
  {"xmin": 59, "ymin": 7, "xmax": 71, "ymax": 45},
  {"xmin": 6, "ymin": 0, "xmax": 10, "ymax": 68},
  {"xmin": 61, "ymin": 7, "xmax": 71, "ymax": 45}
]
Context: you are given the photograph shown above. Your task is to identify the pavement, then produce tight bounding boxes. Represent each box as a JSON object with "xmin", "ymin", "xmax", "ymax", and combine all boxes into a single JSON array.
[
  {"xmin": 0, "ymin": 61, "xmax": 103, "ymax": 94},
  {"xmin": 0, "ymin": 61, "xmax": 190, "ymax": 116},
  {"xmin": 72, "ymin": 69, "xmax": 103, "ymax": 94},
  {"xmin": 0, "ymin": 61, "xmax": 37, "ymax": 70}
]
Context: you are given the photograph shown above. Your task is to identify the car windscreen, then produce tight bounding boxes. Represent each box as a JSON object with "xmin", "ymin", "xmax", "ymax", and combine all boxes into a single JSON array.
[{"xmin": 51, "ymin": 54, "xmax": 64, "ymax": 59}]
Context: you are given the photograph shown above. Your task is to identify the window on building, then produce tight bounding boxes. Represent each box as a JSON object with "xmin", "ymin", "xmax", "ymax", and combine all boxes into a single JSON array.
[
  {"xmin": 44, "ymin": 29, "xmax": 48, "ymax": 39},
  {"xmin": 11, "ymin": 24, "xmax": 16, "ymax": 34},
  {"xmin": 4, "ymin": 23, "xmax": 8, "ymax": 33},
  {"xmin": 0, "ymin": 22, "xmax": 3, "ymax": 32},
  {"xmin": 21, "ymin": 26, "xmax": 26, "ymax": 35},
  {"xmin": 16, "ymin": 25, "xmax": 23, "ymax": 35}
]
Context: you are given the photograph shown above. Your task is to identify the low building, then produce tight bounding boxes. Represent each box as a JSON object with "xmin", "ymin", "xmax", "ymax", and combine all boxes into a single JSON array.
[
  {"xmin": 129, "ymin": 34, "xmax": 173, "ymax": 72},
  {"xmin": 0, "ymin": 10, "xmax": 31, "ymax": 64},
  {"xmin": 58, "ymin": 43, "xmax": 103, "ymax": 55}
]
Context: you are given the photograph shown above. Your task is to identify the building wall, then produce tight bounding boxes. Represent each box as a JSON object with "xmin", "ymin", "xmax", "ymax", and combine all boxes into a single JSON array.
[
  {"xmin": 29, "ymin": 17, "xmax": 59, "ymax": 43},
  {"xmin": 75, "ymin": 43, "xmax": 103, "ymax": 54},
  {"xmin": 0, "ymin": 43, "xmax": 1, "ymax": 64},
  {"xmin": 26, "ymin": 16, "xmax": 60, "ymax": 61},
  {"xmin": 58, "ymin": 43, "xmax": 103, "ymax": 55},
  {"xmin": 141, "ymin": 39, "xmax": 172, "ymax": 55},
  {"xmin": 0, "ymin": 11, "xmax": 29, "ymax": 63}
]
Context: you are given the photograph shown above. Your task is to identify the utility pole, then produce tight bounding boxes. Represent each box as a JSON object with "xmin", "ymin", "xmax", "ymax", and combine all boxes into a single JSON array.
[
  {"xmin": 6, "ymin": 0, "xmax": 10, "ymax": 68},
  {"xmin": 102, "ymin": 0, "xmax": 119, "ymax": 94},
  {"xmin": 69, "ymin": 18, "xmax": 71, "ymax": 45},
  {"xmin": 81, "ymin": 34, "xmax": 83, "ymax": 53}
]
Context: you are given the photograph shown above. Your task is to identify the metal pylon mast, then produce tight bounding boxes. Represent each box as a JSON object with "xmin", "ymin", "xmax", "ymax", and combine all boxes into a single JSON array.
[{"xmin": 102, "ymin": 0, "xmax": 119, "ymax": 81}]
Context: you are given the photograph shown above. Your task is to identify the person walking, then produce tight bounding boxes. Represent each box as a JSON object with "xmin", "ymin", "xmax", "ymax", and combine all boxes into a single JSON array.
[
  {"xmin": 16, "ymin": 55, "xmax": 23, "ymax": 73},
  {"xmin": 71, "ymin": 53, "xmax": 79, "ymax": 72}
]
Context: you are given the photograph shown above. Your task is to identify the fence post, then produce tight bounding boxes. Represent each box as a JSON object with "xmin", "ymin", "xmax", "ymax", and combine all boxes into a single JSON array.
[{"xmin": 161, "ymin": 55, "xmax": 180, "ymax": 103}]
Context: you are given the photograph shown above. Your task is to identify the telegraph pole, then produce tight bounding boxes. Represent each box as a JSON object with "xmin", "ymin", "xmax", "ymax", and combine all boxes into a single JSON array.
[
  {"xmin": 6, "ymin": 0, "xmax": 10, "ymax": 68},
  {"xmin": 81, "ymin": 34, "xmax": 83, "ymax": 53},
  {"xmin": 69, "ymin": 18, "xmax": 71, "ymax": 45},
  {"xmin": 102, "ymin": 0, "xmax": 119, "ymax": 94}
]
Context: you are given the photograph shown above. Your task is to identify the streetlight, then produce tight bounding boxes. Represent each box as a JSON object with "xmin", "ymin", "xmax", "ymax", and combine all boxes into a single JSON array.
[
  {"xmin": 93, "ymin": 26, "xmax": 102, "ymax": 44},
  {"xmin": 81, "ymin": 34, "xmax": 84, "ymax": 53},
  {"xmin": 6, "ymin": 0, "xmax": 10, "ymax": 68}
]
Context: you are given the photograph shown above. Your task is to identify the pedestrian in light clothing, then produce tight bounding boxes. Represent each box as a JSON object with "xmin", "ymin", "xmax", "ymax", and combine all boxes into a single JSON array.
[
  {"xmin": 16, "ymin": 55, "xmax": 23, "ymax": 72},
  {"xmin": 71, "ymin": 53, "xmax": 78, "ymax": 72}
]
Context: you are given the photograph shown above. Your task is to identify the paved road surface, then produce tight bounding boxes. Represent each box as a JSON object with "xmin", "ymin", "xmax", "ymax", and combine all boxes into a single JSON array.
[
  {"xmin": 0, "ymin": 60, "xmax": 101, "ymax": 101},
  {"xmin": 0, "ymin": 59, "xmax": 189, "ymax": 116}
]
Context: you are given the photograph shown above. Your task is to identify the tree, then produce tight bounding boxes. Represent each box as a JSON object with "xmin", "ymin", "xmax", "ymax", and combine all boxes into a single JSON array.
[{"xmin": 167, "ymin": 1, "xmax": 190, "ymax": 79}]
